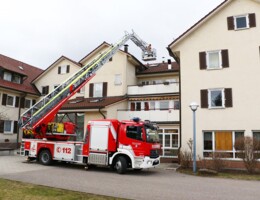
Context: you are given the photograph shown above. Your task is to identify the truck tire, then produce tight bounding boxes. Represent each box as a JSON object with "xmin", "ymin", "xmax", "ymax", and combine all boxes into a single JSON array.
[
  {"xmin": 115, "ymin": 156, "xmax": 127, "ymax": 174},
  {"xmin": 39, "ymin": 149, "xmax": 53, "ymax": 165}
]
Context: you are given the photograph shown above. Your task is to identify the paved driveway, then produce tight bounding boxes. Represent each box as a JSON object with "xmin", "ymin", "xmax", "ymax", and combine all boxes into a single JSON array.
[{"xmin": 0, "ymin": 155, "xmax": 260, "ymax": 200}]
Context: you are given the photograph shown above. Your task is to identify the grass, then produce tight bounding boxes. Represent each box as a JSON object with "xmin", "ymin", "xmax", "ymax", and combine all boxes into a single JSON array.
[
  {"xmin": 178, "ymin": 168, "xmax": 260, "ymax": 181},
  {"xmin": 0, "ymin": 178, "xmax": 127, "ymax": 200}
]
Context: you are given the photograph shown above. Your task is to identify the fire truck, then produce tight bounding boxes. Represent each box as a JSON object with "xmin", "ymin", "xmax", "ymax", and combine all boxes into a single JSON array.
[{"xmin": 19, "ymin": 31, "xmax": 160, "ymax": 174}]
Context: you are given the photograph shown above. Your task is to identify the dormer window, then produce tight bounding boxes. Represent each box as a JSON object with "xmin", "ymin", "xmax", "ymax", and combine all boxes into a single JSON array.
[
  {"xmin": 3, "ymin": 72, "xmax": 12, "ymax": 81},
  {"xmin": 3, "ymin": 71, "xmax": 22, "ymax": 84}
]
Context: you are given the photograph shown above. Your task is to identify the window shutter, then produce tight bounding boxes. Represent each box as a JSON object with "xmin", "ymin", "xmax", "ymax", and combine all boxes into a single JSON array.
[
  {"xmin": 103, "ymin": 82, "xmax": 108, "ymax": 97},
  {"xmin": 225, "ymin": 88, "xmax": 233, "ymax": 107},
  {"xmin": 58, "ymin": 66, "xmax": 61, "ymax": 74},
  {"xmin": 249, "ymin": 13, "xmax": 256, "ymax": 28},
  {"xmin": 66, "ymin": 65, "xmax": 70, "ymax": 73},
  {"xmin": 0, "ymin": 120, "xmax": 4, "ymax": 133},
  {"xmin": 221, "ymin": 49, "xmax": 229, "ymax": 68},
  {"xmin": 130, "ymin": 103, "xmax": 135, "ymax": 111},
  {"xmin": 2, "ymin": 94, "xmax": 7, "ymax": 106},
  {"xmin": 227, "ymin": 16, "xmax": 234, "ymax": 30},
  {"xmin": 199, "ymin": 52, "xmax": 207, "ymax": 70},
  {"xmin": 15, "ymin": 96, "xmax": 20, "ymax": 108},
  {"xmin": 13, "ymin": 121, "xmax": 18, "ymax": 134},
  {"xmin": 20, "ymin": 97, "xmax": 25, "ymax": 109},
  {"xmin": 200, "ymin": 90, "xmax": 208, "ymax": 108},
  {"xmin": 89, "ymin": 83, "xmax": 94, "ymax": 97}
]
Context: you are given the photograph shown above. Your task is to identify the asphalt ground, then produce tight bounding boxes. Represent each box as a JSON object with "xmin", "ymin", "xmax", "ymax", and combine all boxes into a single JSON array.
[{"xmin": 1, "ymin": 155, "xmax": 260, "ymax": 200}]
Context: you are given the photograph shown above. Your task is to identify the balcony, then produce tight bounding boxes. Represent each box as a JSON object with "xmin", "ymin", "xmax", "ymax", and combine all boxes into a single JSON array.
[
  {"xmin": 127, "ymin": 82, "xmax": 179, "ymax": 96},
  {"xmin": 117, "ymin": 109, "xmax": 179, "ymax": 122}
]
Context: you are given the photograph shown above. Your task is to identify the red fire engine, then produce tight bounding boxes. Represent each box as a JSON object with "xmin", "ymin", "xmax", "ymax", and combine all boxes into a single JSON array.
[{"xmin": 19, "ymin": 31, "xmax": 160, "ymax": 174}]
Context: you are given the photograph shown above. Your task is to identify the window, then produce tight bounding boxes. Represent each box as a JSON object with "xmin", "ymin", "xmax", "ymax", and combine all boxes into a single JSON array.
[
  {"xmin": 235, "ymin": 15, "xmax": 248, "ymax": 29},
  {"xmin": 227, "ymin": 13, "xmax": 256, "ymax": 30},
  {"xmin": 7, "ymin": 95, "xmax": 15, "ymax": 107},
  {"xmin": 159, "ymin": 101, "xmax": 169, "ymax": 110},
  {"xmin": 204, "ymin": 132, "xmax": 213, "ymax": 150},
  {"xmin": 144, "ymin": 102, "xmax": 149, "ymax": 111},
  {"xmin": 207, "ymin": 51, "xmax": 221, "ymax": 69},
  {"xmin": 174, "ymin": 101, "xmax": 180, "ymax": 110},
  {"xmin": 3, "ymin": 72, "xmax": 12, "ymax": 81},
  {"xmin": 42, "ymin": 86, "xmax": 49, "ymax": 95},
  {"xmin": 58, "ymin": 65, "xmax": 70, "ymax": 74},
  {"xmin": 126, "ymin": 126, "xmax": 143, "ymax": 141},
  {"xmin": 159, "ymin": 128, "xmax": 179, "ymax": 157},
  {"xmin": 150, "ymin": 101, "xmax": 156, "ymax": 110},
  {"xmin": 253, "ymin": 132, "xmax": 260, "ymax": 141},
  {"xmin": 24, "ymin": 99, "xmax": 32, "ymax": 109},
  {"xmin": 4, "ymin": 120, "xmax": 13, "ymax": 133},
  {"xmin": 93, "ymin": 83, "xmax": 102, "ymax": 97},
  {"xmin": 89, "ymin": 82, "xmax": 107, "ymax": 97},
  {"xmin": 200, "ymin": 50, "xmax": 229, "ymax": 70},
  {"xmin": 203, "ymin": 131, "xmax": 245, "ymax": 158},
  {"xmin": 13, "ymin": 75, "xmax": 21, "ymax": 84},
  {"xmin": 201, "ymin": 88, "xmax": 233, "ymax": 109},
  {"xmin": 114, "ymin": 74, "xmax": 122, "ymax": 85},
  {"xmin": 209, "ymin": 89, "xmax": 224, "ymax": 108}
]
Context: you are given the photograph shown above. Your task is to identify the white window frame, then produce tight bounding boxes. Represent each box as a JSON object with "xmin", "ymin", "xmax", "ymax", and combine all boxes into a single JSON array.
[
  {"xmin": 159, "ymin": 128, "xmax": 179, "ymax": 158},
  {"xmin": 6, "ymin": 95, "xmax": 15, "ymax": 107},
  {"xmin": 24, "ymin": 98, "xmax": 32, "ymax": 109},
  {"xmin": 203, "ymin": 131, "xmax": 245, "ymax": 159},
  {"xmin": 60, "ymin": 65, "xmax": 67, "ymax": 74},
  {"xmin": 234, "ymin": 14, "xmax": 249, "ymax": 30},
  {"xmin": 3, "ymin": 72, "xmax": 12, "ymax": 82},
  {"xmin": 4, "ymin": 120, "xmax": 13, "ymax": 134},
  {"xmin": 208, "ymin": 88, "xmax": 225, "ymax": 109},
  {"xmin": 93, "ymin": 83, "xmax": 103, "ymax": 97},
  {"xmin": 206, "ymin": 50, "xmax": 222, "ymax": 69}
]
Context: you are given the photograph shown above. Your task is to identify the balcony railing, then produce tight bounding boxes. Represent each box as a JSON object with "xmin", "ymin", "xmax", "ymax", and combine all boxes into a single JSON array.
[
  {"xmin": 127, "ymin": 82, "xmax": 179, "ymax": 96},
  {"xmin": 117, "ymin": 109, "xmax": 179, "ymax": 122}
]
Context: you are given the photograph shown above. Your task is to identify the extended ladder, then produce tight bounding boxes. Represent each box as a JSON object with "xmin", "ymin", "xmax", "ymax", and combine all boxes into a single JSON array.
[{"xmin": 18, "ymin": 31, "xmax": 157, "ymax": 130}]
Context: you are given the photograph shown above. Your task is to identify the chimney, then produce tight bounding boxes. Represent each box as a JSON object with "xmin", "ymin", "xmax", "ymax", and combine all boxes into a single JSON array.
[
  {"xmin": 168, "ymin": 59, "xmax": 172, "ymax": 70},
  {"xmin": 124, "ymin": 44, "xmax": 129, "ymax": 53}
]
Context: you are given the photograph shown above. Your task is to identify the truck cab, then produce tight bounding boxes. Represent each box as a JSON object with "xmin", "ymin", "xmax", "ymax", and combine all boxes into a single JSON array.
[{"xmin": 84, "ymin": 118, "xmax": 160, "ymax": 174}]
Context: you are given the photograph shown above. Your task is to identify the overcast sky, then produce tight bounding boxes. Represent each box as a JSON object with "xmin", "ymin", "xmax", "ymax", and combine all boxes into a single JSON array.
[{"xmin": 0, "ymin": 0, "xmax": 224, "ymax": 69}]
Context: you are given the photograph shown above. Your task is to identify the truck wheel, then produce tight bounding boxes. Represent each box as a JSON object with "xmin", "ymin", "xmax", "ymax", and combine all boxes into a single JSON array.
[
  {"xmin": 39, "ymin": 149, "xmax": 53, "ymax": 165},
  {"xmin": 115, "ymin": 156, "xmax": 127, "ymax": 174}
]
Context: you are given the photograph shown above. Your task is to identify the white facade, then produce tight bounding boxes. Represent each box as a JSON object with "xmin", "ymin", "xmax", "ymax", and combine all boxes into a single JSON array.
[{"xmin": 169, "ymin": 0, "xmax": 260, "ymax": 159}]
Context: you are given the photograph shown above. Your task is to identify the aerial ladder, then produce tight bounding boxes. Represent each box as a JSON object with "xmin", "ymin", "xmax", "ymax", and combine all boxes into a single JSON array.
[{"xmin": 18, "ymin": 30, "xmax": 156, "ymax": 140}]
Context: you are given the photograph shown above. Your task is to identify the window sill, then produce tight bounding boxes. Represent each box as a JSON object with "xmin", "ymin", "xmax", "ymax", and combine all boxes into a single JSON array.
[{"xmin": 208, "ymin": 106, "xmax": 225, "ymax": 110}]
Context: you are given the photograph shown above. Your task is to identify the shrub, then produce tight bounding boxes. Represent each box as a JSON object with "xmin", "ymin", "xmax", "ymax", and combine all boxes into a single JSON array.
[
  {"xmin": 179, "ymin": 139, "xmax": 193, "ymax": 169},
  {"xmin": 234, "ymin": 136, "xmax": 259, "ymax": 174}
]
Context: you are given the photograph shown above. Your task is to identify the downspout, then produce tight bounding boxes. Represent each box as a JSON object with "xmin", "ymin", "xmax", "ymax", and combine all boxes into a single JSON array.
[
  {"xmin": 99, "ymin": 108, "xmax": 106, "ymax": 119},
  {"xmin": 17, "ymin": 92, "xmax": 27, "ymax": 149}
]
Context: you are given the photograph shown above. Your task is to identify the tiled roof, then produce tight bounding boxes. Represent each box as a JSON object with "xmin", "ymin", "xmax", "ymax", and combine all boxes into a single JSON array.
[
  {"xmin": 137, "ymin": 62, "xmax": 179, "ymax": 75},
  {"xmin": 0, "ymin": 54, "xmax": 43, "ymax": 95},
  {"xmin": 61, "ymin": 96, "xmax": 126, "ymax": 110}
]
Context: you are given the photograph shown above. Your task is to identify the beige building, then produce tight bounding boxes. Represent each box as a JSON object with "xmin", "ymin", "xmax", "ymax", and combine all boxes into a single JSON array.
[
  {"xmin": 117, "ymin": 61, "xmax": 180, "ymax": 160},
  {"xmin": 0, "ymin": 54, "xmax": 42, "ymax": 148},
  {"xmin": 168, "ymin": 0, "xmax": 260, "ymax": 164}
]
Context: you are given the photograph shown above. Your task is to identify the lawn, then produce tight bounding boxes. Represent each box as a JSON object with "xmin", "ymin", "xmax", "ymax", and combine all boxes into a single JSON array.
[{"xmin": 0, "ymin": 178, "xmax": 126, "ymax": 200}]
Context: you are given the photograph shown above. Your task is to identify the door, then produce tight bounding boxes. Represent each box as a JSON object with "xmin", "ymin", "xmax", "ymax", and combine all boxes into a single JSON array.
[{"xmin": 125, "ymin": 125, "xmax": 146, "ymax": 157}]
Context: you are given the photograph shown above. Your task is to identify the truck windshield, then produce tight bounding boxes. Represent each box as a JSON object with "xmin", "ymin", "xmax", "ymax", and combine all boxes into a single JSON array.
[{"xmin": 145, "ymin": 124, "xmax": 159, "ymax": 143}]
